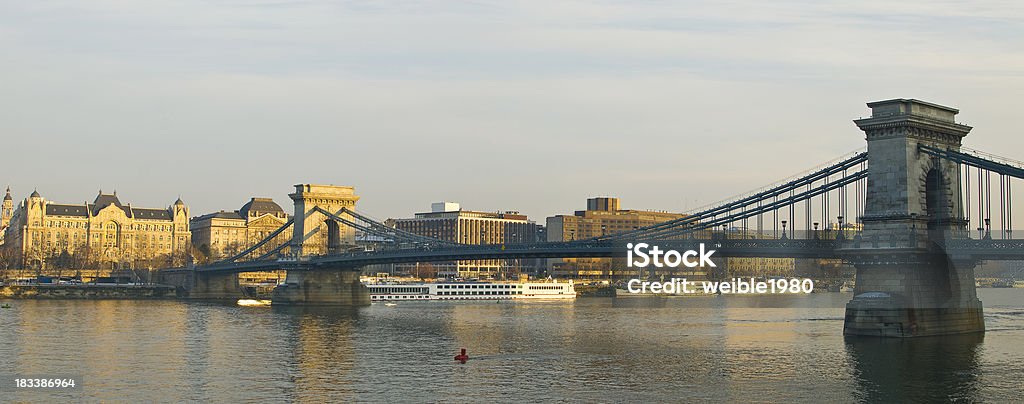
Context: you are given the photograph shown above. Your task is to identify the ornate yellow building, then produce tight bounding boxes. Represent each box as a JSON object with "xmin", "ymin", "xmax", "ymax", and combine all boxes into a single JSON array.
[
  {"xmin": 190, "ymin": 197, "xmax": 293, "ymax": 285},
  {"xmin": 1, "ymin": 189, "xmax": 191, "ymax": 269},
  {"xmin": 190, "ymin": 197, "xmax": 291, "ymax": 260}
]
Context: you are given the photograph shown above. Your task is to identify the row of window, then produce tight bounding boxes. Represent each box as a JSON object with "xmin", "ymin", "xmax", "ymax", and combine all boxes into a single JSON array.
[
  {"xmin": 40, "ymin": 221, "xmax": 178, "ymax": 232},
  {"xmin": 372, "ymin": 295, "xmax": 429, "ymax": 300},
  {"xmin": 33, "ymin": 232, "xmax": 183, "ymax": 242},
  {"xmin": 38, "ymin": 241, "xmax": 179, "ymax": 250},
  {"xmin": 439, "ymin": 291, "xmax": 520, "ymax": 296},
  {"xmin": 369, "ymin": 287, "xmax": 430, "ymax": 294},
  {"xmin": 437, "ymin": 284, "xmax": 520, "ymax": 289}
]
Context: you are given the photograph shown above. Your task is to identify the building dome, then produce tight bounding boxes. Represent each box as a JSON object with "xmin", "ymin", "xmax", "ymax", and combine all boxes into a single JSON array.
[
  {"xmin": 3, "ymin": 187, "xmax": 11, "ymax": 201},
  {"xmin": 30, "ymin": 189, "xmax": 40, "ymax": 198},
  {"xmin": 239, "ymin": 197, "xmax": 284, "ymax": 217},
  {"xmin": 174, "ymin": 197, "xmax": 185, "ymax": 206}
]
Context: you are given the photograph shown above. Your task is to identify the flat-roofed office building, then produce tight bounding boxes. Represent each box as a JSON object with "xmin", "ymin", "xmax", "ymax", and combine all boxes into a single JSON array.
[
  {"xmin": 392, "ymin": 202, "xmax": 537, "ymax": 278},
  {"xmin": 546, "ymin": 197, "xmax": 692, "ymax": 279}
]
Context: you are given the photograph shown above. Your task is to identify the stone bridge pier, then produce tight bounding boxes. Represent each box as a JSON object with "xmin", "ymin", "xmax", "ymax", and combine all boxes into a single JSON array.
[
  {"xmin": 271, "ymin": 266, "xmax": 370, "ymax": 306},
  {"xmin": 842, "ymin": 99, "xmax": 984, "ymax": 337},
  {"xmin": 158, "ymin": 270, "xmax": 245, "ymax": 300}
]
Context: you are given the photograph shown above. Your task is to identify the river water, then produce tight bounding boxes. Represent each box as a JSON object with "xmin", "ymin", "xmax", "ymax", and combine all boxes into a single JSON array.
[{"xmin": 1, "ymin": 289, "xmax": 1022, "ymax": 402}]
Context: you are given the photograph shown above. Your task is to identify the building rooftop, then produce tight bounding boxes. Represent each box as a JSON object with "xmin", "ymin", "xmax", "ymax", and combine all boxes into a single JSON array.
[
  {"xmin": 239, "ymin": 197, "xmax": 285, "ymax": 217},
  {"xmin": 45, "ymin": 204, "xmax": 89, "ymax": 217},
  {"xmin": 192, "ymin": 210, "xmax": 245, "ymax": 221},
  {"xmin": 18, "ymin": 189, "xmax": 180, "ymax": 220},
  {"xmin": 405, "ymin": 209, "xmax": 529, "ymax": 221}
]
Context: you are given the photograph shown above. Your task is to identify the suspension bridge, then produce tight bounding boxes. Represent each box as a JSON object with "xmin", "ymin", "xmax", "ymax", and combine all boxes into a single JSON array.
[{"xmin": 160, "ymin": 98, "xmax": 1024, "ymax": 337}]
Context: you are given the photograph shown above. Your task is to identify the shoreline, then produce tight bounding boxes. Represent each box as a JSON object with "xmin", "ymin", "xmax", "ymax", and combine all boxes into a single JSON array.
[{"xmin": 0, "ymin": 284, "xmax": 179, "ymax": 299}]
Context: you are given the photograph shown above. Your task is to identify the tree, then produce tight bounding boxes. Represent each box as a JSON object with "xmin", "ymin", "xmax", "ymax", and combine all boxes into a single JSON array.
[
  {"xmin": 24, "ymin": 244, "xmax": 44, "ymax": 276},
  {"xmin": 50, "ymin": 249, "xmax": 74, "ymax": 280},
  {"xmin": 170, "ymin": 245, "xmax": 191, "ymax": 268},
  {"xmin": 412, "ymin": 262, "xmax": 437, "ymax": 280},
  {"xmin": 0, "ymin": 245, "xmax": 15, "ymax": 281},
  {"xmin": 223, "ymin": 241, "xmax": 244, "ymax": 260},
  {"xmin": 193, "ymin": 244, "xmax": 212, "ymax": 265}
]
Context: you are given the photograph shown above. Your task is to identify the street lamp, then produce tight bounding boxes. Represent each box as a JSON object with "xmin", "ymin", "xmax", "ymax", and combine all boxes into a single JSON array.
[
  {"xmin": 813, "ymin": 222, "xmax": 819, "ymax": 239},
  {"xmin": 837, "ymin": 215, "xmax": 845, "ymax": 240},
  {"xmin": 781, "ymin": 220, "xmax": 788, "ymax": 240}
]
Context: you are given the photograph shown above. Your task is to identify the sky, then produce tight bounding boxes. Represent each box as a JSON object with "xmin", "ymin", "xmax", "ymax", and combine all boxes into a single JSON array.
[{"xmin": 2, "ymin": 0, "xmax": 1023, "ymax": 223}]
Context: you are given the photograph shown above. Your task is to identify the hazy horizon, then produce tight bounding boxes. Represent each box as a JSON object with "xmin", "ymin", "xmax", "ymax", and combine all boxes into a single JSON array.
[{"xmin": 3, "ymin": 1, "xmax": 1023, "ymax": 223}]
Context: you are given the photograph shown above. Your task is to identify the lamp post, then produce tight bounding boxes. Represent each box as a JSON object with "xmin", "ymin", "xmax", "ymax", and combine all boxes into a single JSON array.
[
  {"xmin": 781, "ymin": 221, "xmax": 788, "ymax": 240},
  {"xmin": 837, "ymin": 215, "xmax": 845, "ymax": 240}
]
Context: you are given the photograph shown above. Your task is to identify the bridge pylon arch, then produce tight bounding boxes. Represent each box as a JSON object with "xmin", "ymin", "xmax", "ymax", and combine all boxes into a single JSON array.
[{"xmin": 289, "ymin": 184, "xmax": 360, "ymax": 256}]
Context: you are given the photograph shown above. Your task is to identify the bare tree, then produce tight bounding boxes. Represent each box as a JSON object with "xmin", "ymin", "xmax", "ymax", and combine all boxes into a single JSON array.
[
  {"xmin": 193, "ymin": 244, "xmax": 212, "ymax": 265},
  {"xmin": 412, "ymin": 262, "xmax": 437, "ymax": 280},
  {"xmin": 0, "ymin": 246, "xmax": 14, "ymax": 281}
]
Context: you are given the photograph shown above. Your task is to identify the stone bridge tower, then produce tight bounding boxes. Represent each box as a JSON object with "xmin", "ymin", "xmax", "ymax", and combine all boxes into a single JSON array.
[
  {"xmin": 274, "ymin": 184, "xmax": 368, "ymax": 306},
  {"xmin": 843, "ymin": 99, "xmax": 985, "ymax": 337},
  {"xmin": 289, "ymin": 184, "xmax": 360, "ymax": 256}
]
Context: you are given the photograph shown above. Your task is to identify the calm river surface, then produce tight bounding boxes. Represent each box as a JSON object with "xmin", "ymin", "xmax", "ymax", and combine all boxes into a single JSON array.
[{"xmin": 1, "ymin": 289, "xmax": 1022, "ymax": 402}]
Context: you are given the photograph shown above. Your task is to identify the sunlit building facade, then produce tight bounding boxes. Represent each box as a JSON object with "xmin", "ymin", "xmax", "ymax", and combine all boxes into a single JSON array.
[
  {"xmin": 392, "ymin": 202, "xmax": 537, "ymax": 278},
  {"xmin": 546, "ymin": 197, "xmax": 692, "ymax": 279},
  {"xmin": 190, "ymin": 197, "xmax": 291, "ymax": 284},
  {"xmin": 1, "ymin": 189, "xmax": 191, "ymax": 269},
  {"xmin": 190, "ymin": 197, "xmax": 290, "ymax": 260}
]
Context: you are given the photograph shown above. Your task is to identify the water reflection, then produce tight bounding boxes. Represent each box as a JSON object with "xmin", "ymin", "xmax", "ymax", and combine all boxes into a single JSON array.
[
  {"xmin": 270, "ymin": 304, "xmax": 362, "ymax": 319},
  {"xmin": 846, "ymin": 333, "xmax": 984, "ymax": 402},
  {"xmin": 267, "ymin": 305, "xmax": 360, "ymax": 402},
  {"xmin": 0, "ymin": 291, "xmax": 1020, "ymax": 402}
]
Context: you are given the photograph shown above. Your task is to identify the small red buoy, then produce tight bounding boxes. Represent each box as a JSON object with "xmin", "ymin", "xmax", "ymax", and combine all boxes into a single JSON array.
[{"xmin": 454, "ymin": 348, "xmax": 469, "ymax": 363}]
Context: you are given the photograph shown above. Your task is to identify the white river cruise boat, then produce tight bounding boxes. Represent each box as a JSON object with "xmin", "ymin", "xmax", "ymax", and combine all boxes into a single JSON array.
[{"xmin": 365, "ymin": 280, "xmax": 576, "ymax": 301}]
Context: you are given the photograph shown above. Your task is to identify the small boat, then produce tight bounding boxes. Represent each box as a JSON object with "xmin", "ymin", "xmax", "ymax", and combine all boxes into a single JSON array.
[
  {"xmin": 0, "ymin": 304, "xmax": 11, "ymax": 309},
  {"xmin": 236, "ymin": 299, "xmax": 272, "ymax": 307},
  {"xmin": 384, "ymin": 302, "xmax": 397, "ymax": 307}
]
